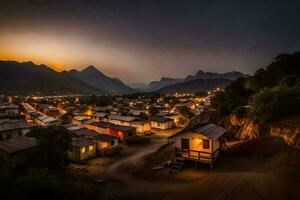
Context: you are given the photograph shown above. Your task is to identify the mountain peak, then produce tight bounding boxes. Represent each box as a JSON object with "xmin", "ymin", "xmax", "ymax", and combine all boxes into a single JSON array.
[
  {"xmin": 83, "ymin": 65, "xmax": 98, "ymax": 72},
  {"xmin": 195, "ymin": 70, "xmax": 205, "ymax": 76}
]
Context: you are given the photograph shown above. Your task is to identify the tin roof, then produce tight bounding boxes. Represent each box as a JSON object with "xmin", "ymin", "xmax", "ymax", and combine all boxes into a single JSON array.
[
  {"xmin": 0, "ymin": 136, "xmax": 36, "ymax": 154},
  {"xmin": 108, "ymin": 114, "xmax": 136, "ymax": 122},
  {"xmin": 0, "ymin": 120, "xmax": 33, "ymax": 133},
  {"xmin": 71, "ymin": 137, "xmax": 96, "ymax": 147},
  {"xmin": 192, "ymin": 123, "xmax": 225, "ymax": 139},
  {"xmin": 150, "ymin": 115, "xmax": 173, "ymax": 123}
]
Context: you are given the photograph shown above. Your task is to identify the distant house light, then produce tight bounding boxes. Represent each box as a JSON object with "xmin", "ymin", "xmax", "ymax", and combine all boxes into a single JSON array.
[{"xmin": 81, "ymin": 147, "xmax": 86, "ymax": 153}]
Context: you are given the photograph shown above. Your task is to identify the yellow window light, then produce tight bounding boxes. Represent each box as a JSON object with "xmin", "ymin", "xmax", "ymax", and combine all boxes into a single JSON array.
[
  {"xmin": 89, "ymin": 145, "xmax": 94, "ymax": 151},
  {"xmin": 81, "ymin": 147, "xmax": 86, "ymax": 153}
]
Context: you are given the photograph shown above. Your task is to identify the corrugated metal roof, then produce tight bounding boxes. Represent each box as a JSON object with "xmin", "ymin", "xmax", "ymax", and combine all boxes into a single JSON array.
[
  {"xmin": 0, "ymin": 136, "xmax": 36, "ymax": 154},
  {"xmin": 108, "ymin": 114, "xmax": 136, "ymax": 122},
  {"xmin": 0, "ymin": 120, "xmax": 33, "ymax": 133},
  {"xmin": 192, "ymin": 123, "xmax": 225, "ymax": 139},
  {"xmin": 72, "ymin": 137, "xmax": 96, "ymax": 147}
]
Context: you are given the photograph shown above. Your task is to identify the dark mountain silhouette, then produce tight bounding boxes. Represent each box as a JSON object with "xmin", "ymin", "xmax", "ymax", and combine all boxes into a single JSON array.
[
  {"xmin": 146, "ymin": 71, "xmax": 247, "ymax": 91},
  {"xmin": 66, "ymin": 65, "xmax": 135, "ymax": 93},
  {"xmin": 156, "ymin": 78, "xmax": 232, "ymax": 94},
  {"xmin": 147, "ymin": 77, "xmax": 183, "ymax": 91},
  {"xmin": 185, "ymin": 70, "xmax": 248, "ymax": 81},
  {"xmin": 0, "ymin": 61, "xmax": 102, "ymax": 94}
]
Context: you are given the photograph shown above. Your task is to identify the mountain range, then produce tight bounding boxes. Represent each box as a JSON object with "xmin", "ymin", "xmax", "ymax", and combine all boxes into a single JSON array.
[
  {"xmin": 64, "ymin": 65, "xmax": 134, "ymax": 93},
  {"xmin": 0, "ymin": 60, "xmax": 248, "ymax": 94},
  {"xmin": 142, "ymin": 70, "xmax": 248, "ymax": 92},
  {"xmin": 0, "ymin": 61, "xmax": 132, "ymax": 94}
]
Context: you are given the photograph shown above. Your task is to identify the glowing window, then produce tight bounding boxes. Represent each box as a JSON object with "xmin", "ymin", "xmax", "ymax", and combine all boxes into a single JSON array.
[
  {"xmin": 101, "ymin": 142, "xmax": 108, "ymax": 148},
  {"xmin": 81, "ymin": 147, "xmax": 86, "ymax": 153},
  {"xmin": 89, "ymin": 145, "xmax": 94, "ymax": 151}
]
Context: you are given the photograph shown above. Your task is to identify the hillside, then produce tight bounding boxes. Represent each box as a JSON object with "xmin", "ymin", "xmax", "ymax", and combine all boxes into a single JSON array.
[
  {"xmin": 0, "ymin": 61, "xmax": 102, "ymax": 95},
  {"xmin": 157, "ymin": 78, "xmax": 232, "ymax": 94}
]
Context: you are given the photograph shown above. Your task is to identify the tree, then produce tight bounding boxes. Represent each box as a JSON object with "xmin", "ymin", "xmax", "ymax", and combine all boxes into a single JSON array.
[
  {"xmin": 250, "ymin": 84, "xmax": 300, "ymax": 123},
  {"xmin": 178, "ymin": 106, "xmax": 195, "ymax": 119},
  {"xmin": 148, "ymin": 106, "xmax": 158, "ymax": 117},
  {"xmin": 28, "ymin": 126, "xmax": 72, "ymax": 172}
]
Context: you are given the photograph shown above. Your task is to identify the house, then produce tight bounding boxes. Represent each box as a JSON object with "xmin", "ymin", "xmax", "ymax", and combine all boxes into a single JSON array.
[
  {"xmin": 64, "ymin": 125, "xmax": 98, "ymax": 138},
  {"xmin": 68, "ymin": 137, "xmax": 97, "ymax": 162},
  {"xmin": 95, "ymin": 134, "xmax": 119, "ymax": 152},
  {"xmin": 91, "ymin": 112, "xmax": 108, "ymax": 122},
  {"xmin": 129, "ymin": 109, "xmax": 148, "ymax": 116},
  {"xmin": 131, "ymin": 121, "xmax": 151, "ymax": 134},
  {"xmin": 84, "ymin": 121, "xmax": 111, "ymax": 134},
  {"xmin": 0, "ymin": 136, "xmax": 36, "ymax": 160},
  {"xmin": 107, "ymin": 114, "xmax": 136, "ymax": 126},
  {"xmin": 72, "ymin": 116, "xmax": 90, "ymax": 126},
  {"xmin": 0, "ymin": 119, "xmax": 33, "ymax": 141},
  {"xmin": 159, "ymin": 113, "xmax": 182, "ymax": 125},
  {"xmin": 35, "ymin": 114, "xmax": 60, "ymax": 126},
  {"xmin": 107, "ymin": 124, "xmax": 136, "ymax": 141},
  {"xmin": 150, "ymin": 115, "xmax": 174, "ymax": 130},
  {"xmin": 0, "ymin": 103, "xmax": 19, "ymax": 117},
  {"xmin": 168, "ymin": 121, "xmax": 226, "ymax": 169}
]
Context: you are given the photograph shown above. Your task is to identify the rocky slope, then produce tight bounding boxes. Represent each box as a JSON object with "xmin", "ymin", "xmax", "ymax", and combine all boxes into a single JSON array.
[{"xmin": 229, "ymin": 114, "xmax": 300, "ymax": 149}]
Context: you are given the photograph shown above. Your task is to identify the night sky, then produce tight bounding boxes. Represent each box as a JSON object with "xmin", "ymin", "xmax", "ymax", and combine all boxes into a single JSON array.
[{"xmin": 0, "ymin": 0, "xmax": 300, "ymax": 84}]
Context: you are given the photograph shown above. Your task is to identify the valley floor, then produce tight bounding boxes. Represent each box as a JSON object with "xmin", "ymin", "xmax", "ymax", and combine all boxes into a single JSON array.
[{"xmin": 70, "ymin": 136, "xmax": 300, "ymax": 200}]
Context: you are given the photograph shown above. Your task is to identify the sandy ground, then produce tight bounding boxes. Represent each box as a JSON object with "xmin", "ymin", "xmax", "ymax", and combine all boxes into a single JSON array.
[{"xmin": 70, "ymin": 135, "xmax": 300, "ymax": 200}]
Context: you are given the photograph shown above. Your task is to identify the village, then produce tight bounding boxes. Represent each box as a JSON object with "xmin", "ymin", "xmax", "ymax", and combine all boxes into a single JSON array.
[
  {"xmin": 0, "ymin": 90, "xmax": 219, "ymax": 166},
  {"xmin": 0, "ymin": 87, "xmax": 299, "ymax": 200}
]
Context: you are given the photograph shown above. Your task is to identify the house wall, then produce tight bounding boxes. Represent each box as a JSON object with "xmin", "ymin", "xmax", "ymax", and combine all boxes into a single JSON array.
[
  {"xmin": 132, "ymin": 122, "xmax": 151, "ymax": 134},
  {"xmin": 109, "ymin": 119, "xmax": 131, "ymax": 127},
  {"xmin": 68, "ymin": 144, "xmax": 97, "ymax": 162},
  {"xmin": 151, "ymin": 121, "xmax": 173, "ymax": 130},
  {"xmin": 97, "ymin": 139, "xmax": 118, "ymax": 151}
]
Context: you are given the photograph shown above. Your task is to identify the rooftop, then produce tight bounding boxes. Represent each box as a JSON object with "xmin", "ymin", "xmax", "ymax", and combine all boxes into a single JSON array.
[
  {"xmin": 150, "ymin": 115, "xmax": 173, "ymax": 123},
  {"xmin": 108, "ymin": 114, "xmax": 136, "ymax": 122},
  {"xmin": 0, "ymin": 136, "xmax": 36, "ymax": 154},
  {"xmin": 71, "ymin": 137, "xmax": 96, "ymax": 147},
  {"xmin": 0, "ymin": 119, "xmax": 33, "ymax": 133}
]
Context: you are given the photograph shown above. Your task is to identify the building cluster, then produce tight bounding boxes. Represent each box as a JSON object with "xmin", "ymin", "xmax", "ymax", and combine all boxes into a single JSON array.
[{"xmin": 0, "ymin": 89, "xmax": 220, "ymax": 163}]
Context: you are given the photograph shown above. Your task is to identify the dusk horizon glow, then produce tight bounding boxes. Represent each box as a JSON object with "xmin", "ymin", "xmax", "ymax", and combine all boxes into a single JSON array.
[{"xmin": 1, "ymin": 0, "xmax": 300, "ymax": 84}]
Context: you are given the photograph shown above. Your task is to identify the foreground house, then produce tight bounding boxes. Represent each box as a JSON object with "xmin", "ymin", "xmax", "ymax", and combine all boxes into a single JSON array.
[
  {"xmin": 150, "ymin": 115, "xmax": 174, "ymax": 130},
  {"xmin": 169, "ymin": 122, "xmax": 225, "ymax": 169},
  {"xmin": 68, "ymin": 137, "xmax": 97, "ymax": 162}
]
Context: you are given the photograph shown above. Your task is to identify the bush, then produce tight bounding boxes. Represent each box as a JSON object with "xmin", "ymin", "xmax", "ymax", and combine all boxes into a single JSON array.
[{"xmin": 250, "ymin": 84, "xmax": 300, "ymax": 123}]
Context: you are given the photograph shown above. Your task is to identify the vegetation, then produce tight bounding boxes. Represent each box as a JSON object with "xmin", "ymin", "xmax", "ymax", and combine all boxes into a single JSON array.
[
  {"xmin": 28, "ymin": 126, "xmax": 72, "ymax": 172},
  {"xmin": 177, "ymin": 105, "xmax": 195, "ymax": 119},
  {"xmin": 251, "ymin": 81, "xmax": 300, "ymax": 123},
  {"xmin": 211, "ymin": 51, "xmax": 300, "ymax": 123}
]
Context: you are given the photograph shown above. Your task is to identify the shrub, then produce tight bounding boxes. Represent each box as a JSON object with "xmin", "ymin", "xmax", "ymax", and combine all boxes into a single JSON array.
[{"xmin": 250, "ymin": 84, "xmax": 300, "ymax": 123}]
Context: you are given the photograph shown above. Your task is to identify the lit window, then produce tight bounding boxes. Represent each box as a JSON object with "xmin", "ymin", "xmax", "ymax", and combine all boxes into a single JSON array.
[
  {"xmin": 81, "ymin": 147, "xmax": 86, "ymax": 153},
  {"xmin": 89, "ymin": 145, "xmax": 94, "ymax": 151},
  {"xmin": 101, "ymin": 142, "xmax": 108, "ymax": 148}
]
